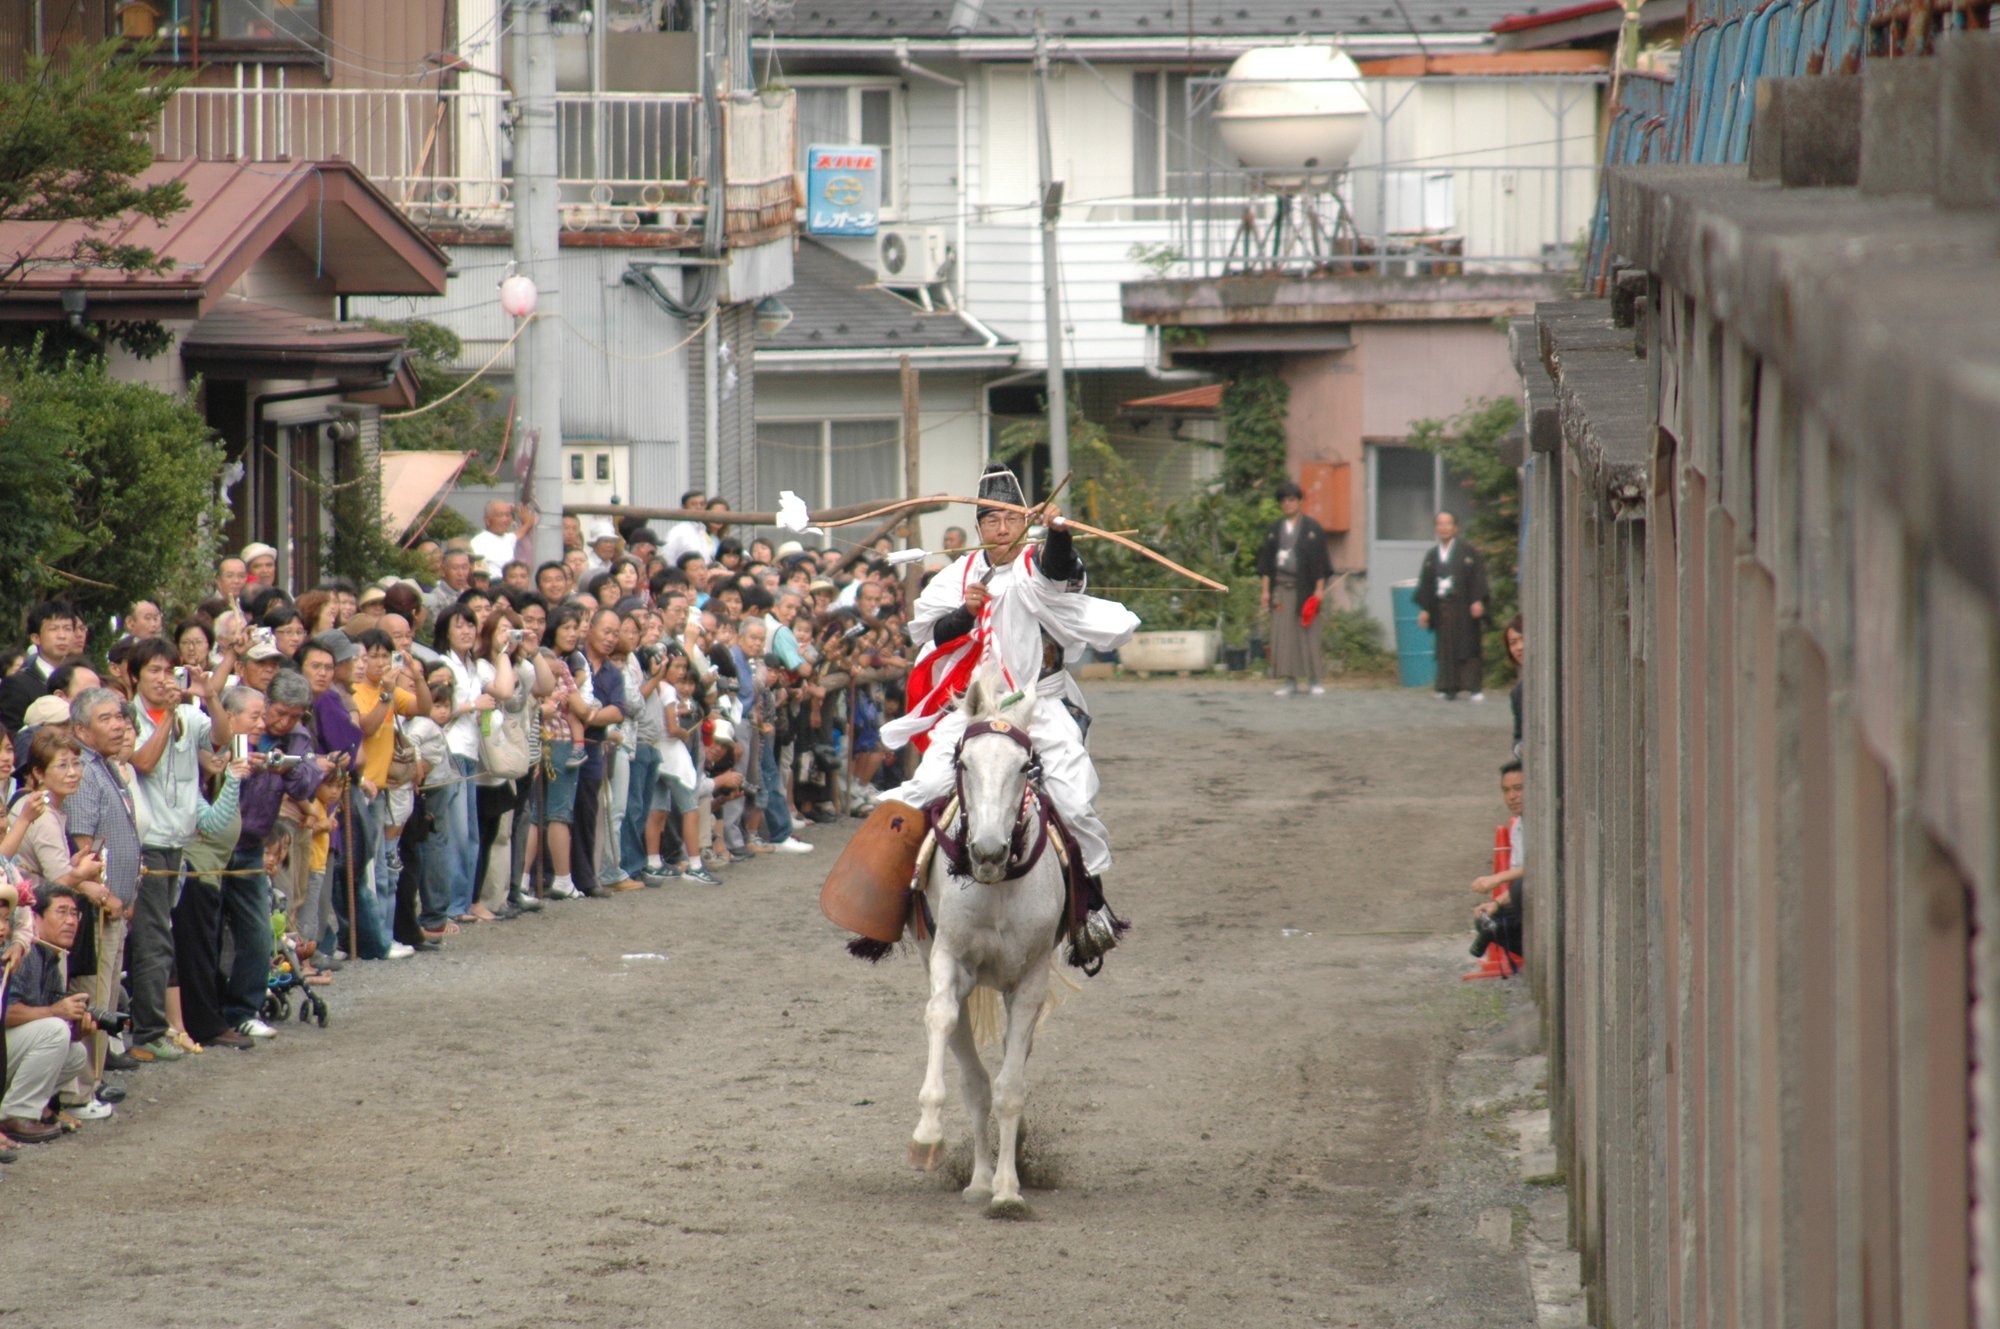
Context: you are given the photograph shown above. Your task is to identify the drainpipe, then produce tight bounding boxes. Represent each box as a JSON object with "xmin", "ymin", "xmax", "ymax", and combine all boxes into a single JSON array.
[
  {"xmin": 1142, "ymin": 325, "xmax": 1208, "ymax": 381},
  {"xmin": 894, "ymin": 40, "xmax": 968, "ymax": 310}
]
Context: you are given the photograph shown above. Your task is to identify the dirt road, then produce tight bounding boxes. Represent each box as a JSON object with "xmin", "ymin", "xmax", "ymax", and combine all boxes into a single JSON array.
[{"xmin": 3, "ymin": 681, "xmax": 1539, "ymax": 1329}]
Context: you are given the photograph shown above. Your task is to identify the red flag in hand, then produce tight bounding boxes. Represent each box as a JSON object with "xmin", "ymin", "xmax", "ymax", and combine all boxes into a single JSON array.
[{"xmin": 1300, "ymin": 593, "xmax": 1322, "ymax": 628}]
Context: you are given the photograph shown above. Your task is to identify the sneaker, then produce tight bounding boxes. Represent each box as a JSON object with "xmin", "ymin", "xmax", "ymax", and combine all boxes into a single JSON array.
[
  {"xmin": 237, "ymin": 1018, "xmax": 279, "ymax": 1040},
  {"xmin": 1308, "ymin": 684, "xmax": 1326, "ymax": 696},
  {"xmin": 547, "ymin": 879, "xmax": 581, "ymax": 900},
  {"xmin": 1469, "ymin": 691, "xmax": 1486, "ymax": 702},
  {"xmin": 727, "ymin": 847, "xmax": 754, "ymax": 864},
  {"xmin": 103, "ymin": 1049, "xmax": 140, "ymax": 1072},
  {"xmin": 641, "ymin": 867, "xmax": 679, "ymax": 886},
  {"xmin": 1435, "ymin": 691, "xmax": 1448, "ymax": 700},
  {"xmin": 683, "ymin": 865, "xmax": 722, "ymax": 886},
  {"xmin": 1274, "ymin": 683, "xmax": 1296, "ymax": 696},
  {"xmin": 513, "ymin": 895, "xmax": 544, "ymax": 912},
  {"xmin": 386, "ymin": 942, "xmax": 416, "ymax": 959},
  {"xmin": 94, "ymin": 1082, "xmax": 127, "ymax": 1104},
  {"xmin": 130, "ymin": 1038, "xmax": 185, "ymax": 1063},
  {"xmin": 210, "ymin": 1030, "xmax": 257, "ymax": 1051},
  {"xmin": 61, "ymin": 1098, "xmax": 114, "ymax": 1121},
  {"xmin": 605, "ymin": 877, "xmax": 646, "ymax": 893},
  {"xmin": 768, "ymin": 837, "xmax": 814, "ymax": 854}
]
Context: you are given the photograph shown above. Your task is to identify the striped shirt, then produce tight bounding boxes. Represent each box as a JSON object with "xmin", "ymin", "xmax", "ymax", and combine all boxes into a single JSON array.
[{"xmin": 66, "ymin": 748, "xmax": 142, "ymax": 908}]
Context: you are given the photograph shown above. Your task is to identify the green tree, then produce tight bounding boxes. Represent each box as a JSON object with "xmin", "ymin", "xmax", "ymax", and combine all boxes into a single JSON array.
[
  {"xmin": 1410, "ymin": 395, "xmax": 1525, "ymax": 685},
  {"xmin": 1219, "ymin": 370, "xmax": 1289, "ymax": 494},
  {"xmin": 0, "ymin": 39, "xmax": 190, "ymax": 357},
  {"xmin": 0, "ymin": 345, "xmax": 225, "ymax": 637},
  {"xmin": 368, "ymin": 317, "xmax": 508, "ymax": 476}
]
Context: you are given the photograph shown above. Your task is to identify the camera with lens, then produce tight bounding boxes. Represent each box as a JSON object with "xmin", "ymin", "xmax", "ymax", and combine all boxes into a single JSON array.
[{"xmin": 88, "ymin": 1008, "xmax": 131, "ymax": 1034}]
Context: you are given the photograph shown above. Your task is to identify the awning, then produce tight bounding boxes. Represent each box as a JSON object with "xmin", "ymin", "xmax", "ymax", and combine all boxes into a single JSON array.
[
  {"xmin": 1122, "ymin": 383, "xmax": 1223, "ymax": 414},
  {"xmin": 380, "ymin": 450, "xmax": 474, "ymax": 540},
  {"xmin": 181, "ymin": 298, "xmax": 415, "ymax": 400}
]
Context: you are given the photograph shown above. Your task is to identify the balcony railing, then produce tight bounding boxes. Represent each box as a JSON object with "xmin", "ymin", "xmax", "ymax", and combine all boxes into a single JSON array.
[
  {"xmin": 1067, "ymin": 162, "xmax": 1598, "ymax": 279},
  {"xmin": 148, "ymin": 86, "xmax": 794, "ymax": 239}
]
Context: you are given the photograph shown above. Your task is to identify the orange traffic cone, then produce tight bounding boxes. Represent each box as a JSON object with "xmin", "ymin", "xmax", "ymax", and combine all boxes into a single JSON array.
[{"xmin": 1461, "ymin": 821, "xmax": 1522, "ymax": 979}]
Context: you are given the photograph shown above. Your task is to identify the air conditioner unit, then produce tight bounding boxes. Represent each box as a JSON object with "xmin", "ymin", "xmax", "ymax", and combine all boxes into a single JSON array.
[{"xmin": 874, "ymin": 226, "xmax": 952, "ymax": 286}]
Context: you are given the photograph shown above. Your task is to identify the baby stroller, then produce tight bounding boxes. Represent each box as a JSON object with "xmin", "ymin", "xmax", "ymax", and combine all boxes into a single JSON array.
[{"xmin": 263, "ymin": 927, "xmax": 329, "ymax": 1029}]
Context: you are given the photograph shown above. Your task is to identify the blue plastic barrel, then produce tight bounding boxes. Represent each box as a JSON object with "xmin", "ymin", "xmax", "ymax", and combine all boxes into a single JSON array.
[{"xmin": 1391, "ymin": 580, "xmax": 1437, "ymax": 688}]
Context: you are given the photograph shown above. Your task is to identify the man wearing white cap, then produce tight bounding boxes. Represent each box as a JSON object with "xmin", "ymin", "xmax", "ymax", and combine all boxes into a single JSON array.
[{"xmin": 241, "ymin": 542, "xmax": 279, "ymax": 590}]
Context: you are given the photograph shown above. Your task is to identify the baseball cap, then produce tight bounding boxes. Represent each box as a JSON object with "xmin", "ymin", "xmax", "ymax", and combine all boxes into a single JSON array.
[
  {"xmin": 314, "ymin": 630, "xmax": 363, "ymax": 665},
  {"xmin": 21, "ymin": 695, "xmax": 71, "ymax": 728},
  {"xmin": 243, "ymin": 627, "xmax": 284, "ymax": 662}
]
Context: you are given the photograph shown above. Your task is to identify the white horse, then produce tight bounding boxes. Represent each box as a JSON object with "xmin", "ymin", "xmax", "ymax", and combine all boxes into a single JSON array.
[{"xmin": 907, "ymin": 666, "xmax": 1069, "ymax": 1219}]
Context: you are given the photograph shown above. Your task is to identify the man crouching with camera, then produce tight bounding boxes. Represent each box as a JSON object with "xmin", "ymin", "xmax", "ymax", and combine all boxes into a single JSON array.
[{"xmin": 3, "ymin": 884, "xmax": 116, "ymax": 1143}]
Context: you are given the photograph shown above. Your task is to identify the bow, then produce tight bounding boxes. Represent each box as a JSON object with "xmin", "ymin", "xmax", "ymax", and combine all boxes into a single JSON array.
[{"xmin": 806, "ymin": 494, "xmax": 1228, "ymax": 592}]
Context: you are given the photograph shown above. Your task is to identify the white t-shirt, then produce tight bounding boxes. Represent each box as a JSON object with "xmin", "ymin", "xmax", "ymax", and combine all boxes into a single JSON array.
[
  {"xmin": 653, "ymin": 681, "xmax": 698, "ymax": 787},
  {"xmin": 134, "ymin": 702, "xmax": 213, "ymax": 849},
  {"xmin": 442, "ymin": 652, "xmax": 484, "ymax": 761},
  {"xmin": 470, "ymin": 528, "xmax": 518, "ymax": 575},
  {"xmin": 662, "ymin": 521, "xmax": 715, "ymax": 567}
]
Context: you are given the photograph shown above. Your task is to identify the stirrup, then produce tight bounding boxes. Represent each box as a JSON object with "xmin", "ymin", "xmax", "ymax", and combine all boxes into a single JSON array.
[{"xmin": 1066, "ymin": 906, "xmax": 1120, "ymax": 974}]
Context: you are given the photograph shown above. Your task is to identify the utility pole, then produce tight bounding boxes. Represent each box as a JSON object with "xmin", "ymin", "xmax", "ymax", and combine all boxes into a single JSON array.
[
  {"xmin": 513, "ymin": 0, "xmax": 566, "ymax": 567},
  {"xmin": 1032, "ymin": 10, "xmax": 1070, "ymax": 489}
]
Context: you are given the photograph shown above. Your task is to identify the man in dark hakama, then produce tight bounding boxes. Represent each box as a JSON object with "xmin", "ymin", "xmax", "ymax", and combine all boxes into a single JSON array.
[
  {"xmin": 1256, "ymin": 480, "xmax": 1334, "ymax": 696},
  {"xmin": 1414, "ymin": 511, "xmax": 1489, "ymax": 700}
]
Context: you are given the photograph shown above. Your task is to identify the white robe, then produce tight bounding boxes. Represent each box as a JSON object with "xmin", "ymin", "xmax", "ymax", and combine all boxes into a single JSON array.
[{"xmin": 882, "ymin": 542, "xmax": 1138, "ymax": 874}]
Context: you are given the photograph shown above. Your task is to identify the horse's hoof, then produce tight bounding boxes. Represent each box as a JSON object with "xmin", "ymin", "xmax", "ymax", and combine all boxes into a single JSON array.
[
  {"xmin": 987, "ymin": 1196, "xmax": 1034, "ymax": 1221},
  {"xmin": 909, "ymin": 1139, "xmax": 945, "ymax": 1171},
  {"xmin": 962, "ymin": 1181, "xmax": 994, "ymax": 1204}
]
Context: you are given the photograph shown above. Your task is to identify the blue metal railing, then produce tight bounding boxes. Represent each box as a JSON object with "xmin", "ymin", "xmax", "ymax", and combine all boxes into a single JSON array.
[{"xmin": 1581, "ymin": 0, "xmax": 1987, "ymax": 291}]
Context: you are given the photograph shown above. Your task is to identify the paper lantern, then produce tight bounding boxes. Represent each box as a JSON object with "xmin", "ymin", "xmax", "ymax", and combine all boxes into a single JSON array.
[{"xmin": 498, "ymin": 274, "xmax": 538, "ymax": 318}]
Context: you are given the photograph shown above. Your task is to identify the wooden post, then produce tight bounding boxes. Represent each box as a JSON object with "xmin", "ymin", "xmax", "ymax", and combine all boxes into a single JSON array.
[{"xmin": 900, "ymin": 354, "xmax": 923, "ymax": 604}]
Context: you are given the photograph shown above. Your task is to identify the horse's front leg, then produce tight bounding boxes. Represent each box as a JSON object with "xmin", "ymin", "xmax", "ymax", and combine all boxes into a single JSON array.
[
  {"xmin": 952, "ymin": 1008, "xmax": 995, "ymax": 1200},
  {"xmin": 910, "ymin": 941, "xmax": 973, "ymax": 1171},
  {"xmin": 988, "ymin": 960, "xmax": 1052, "ymax": 1217}
]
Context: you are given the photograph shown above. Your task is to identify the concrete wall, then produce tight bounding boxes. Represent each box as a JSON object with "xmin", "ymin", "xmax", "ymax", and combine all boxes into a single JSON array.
[{"xmin": 1518, "ymin": 50, "xmax": 2000, "ymax": 1329}]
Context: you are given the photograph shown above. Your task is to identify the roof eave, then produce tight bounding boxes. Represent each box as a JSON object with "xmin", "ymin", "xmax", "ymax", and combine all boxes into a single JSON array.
[{"xmin": 757, "ymin": 344, "xmax": 1020, "ymax": 372}]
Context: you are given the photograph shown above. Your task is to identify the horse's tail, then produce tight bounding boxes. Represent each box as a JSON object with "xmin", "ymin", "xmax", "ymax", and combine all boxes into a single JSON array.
[
  {"xmin": 963, "ymin": 955, "xmax": 1084, "ymax": 1049},
  {"xmin": 965, "ymin": 985, "xmax": 1005, "ymax": 1048}
]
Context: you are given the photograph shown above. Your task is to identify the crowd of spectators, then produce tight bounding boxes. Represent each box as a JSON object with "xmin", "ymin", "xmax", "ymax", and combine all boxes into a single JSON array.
[{"xmin": 0, "ymin": 493, "xmax": 931, "ymax": 1156}]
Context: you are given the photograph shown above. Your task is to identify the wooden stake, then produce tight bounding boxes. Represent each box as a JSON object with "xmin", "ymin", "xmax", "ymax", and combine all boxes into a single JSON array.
[{"xmin": 900, "ymin": 355, "xmax": 923, "ymax": 605}]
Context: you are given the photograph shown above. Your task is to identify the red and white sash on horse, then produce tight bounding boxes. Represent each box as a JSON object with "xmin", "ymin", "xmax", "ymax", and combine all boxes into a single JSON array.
[{"xmin": 889, "ymin": 548, "xmax": 1037, "ymax": 752}]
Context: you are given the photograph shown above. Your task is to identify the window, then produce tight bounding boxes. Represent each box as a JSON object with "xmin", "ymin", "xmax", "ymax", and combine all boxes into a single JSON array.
[
  {"xmin": 793, "ymin": 82, "xmax": 903, "ymax": 216},
  {"xmin": 1373, "ymin": 443, "xmax": 1474, "ymax": 541},
  {"xmin": 1132, "ymin": 70, "xmax": 1237, "ymax": 207},
  {"xmin": 755, "ymin": 417, "xmax": 901, "ymax": 542},
  {"xmin": 121, "ymin": 0, "xmax": 325, "ymax": 58}
]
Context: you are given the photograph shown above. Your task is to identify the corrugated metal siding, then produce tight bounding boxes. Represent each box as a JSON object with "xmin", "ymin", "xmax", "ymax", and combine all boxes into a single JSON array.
[
  {"xmin": 685, "ymin": 300, "xmax": 760, "ymax": 504},
  {"xmin": 353, "ymin": 243, "xmax": 694, "ymax": 454},
  {"xmin": 963, "ymin": 221, "xmax": 1160, "ymax": 369}
]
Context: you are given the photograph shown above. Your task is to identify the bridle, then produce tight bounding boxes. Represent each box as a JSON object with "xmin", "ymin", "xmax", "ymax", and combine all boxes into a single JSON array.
[{"xmin": 933, "ymin": 717, "xmax": 1049, "ymax": 881}]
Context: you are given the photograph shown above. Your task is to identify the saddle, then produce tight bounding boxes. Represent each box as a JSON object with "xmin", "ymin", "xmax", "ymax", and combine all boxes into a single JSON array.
[{"xmin": 818, "ymin": 795, "xmax": 1095, "ymax": 961}]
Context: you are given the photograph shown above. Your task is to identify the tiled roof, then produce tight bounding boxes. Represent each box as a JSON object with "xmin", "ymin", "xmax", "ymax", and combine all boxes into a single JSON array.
[
  {"xmin": 758, "ymin": 239, "xmax": 1013, "ymax": 356},
  {"xmin": 768, "ymin": 0, "xmax": 1528, "ymax": 42},
  {"xmin": 0, "ymin": 159, "xmax": 447, "ymax": 316}
]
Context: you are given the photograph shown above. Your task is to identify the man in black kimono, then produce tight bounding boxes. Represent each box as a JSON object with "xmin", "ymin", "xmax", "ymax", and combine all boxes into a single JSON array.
[{"xmin": 1414, "ymin": 511, "xmax": 1488, "ymax": 700}]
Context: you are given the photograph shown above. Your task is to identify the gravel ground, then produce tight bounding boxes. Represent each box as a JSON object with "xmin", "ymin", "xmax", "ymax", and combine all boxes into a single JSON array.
[{"xmin": 1, "ymin": 679, "xmax": 1542, "ymax": 1329}]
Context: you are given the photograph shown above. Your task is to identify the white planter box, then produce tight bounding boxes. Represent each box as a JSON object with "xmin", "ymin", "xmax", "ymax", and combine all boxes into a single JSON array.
[{"xmin": 1119, "ymin": 630, "xmax": 1220, "ymax": 673}]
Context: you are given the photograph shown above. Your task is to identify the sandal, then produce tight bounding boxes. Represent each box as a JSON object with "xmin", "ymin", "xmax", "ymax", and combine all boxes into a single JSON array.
[
  {"xmin": 169, "ymin": 1028, "xmax": 205, "ymax": 1055},
  {"xmin": 302, "ymin": 971, "xmax": 334, "ymax": 986},
  {"xmin": 442, "ymin": 920, "xmax": 462, "ymax": 935},
  {"xmin": 467, "ymin": 906, "xmax": 498, "ymax": 922}
]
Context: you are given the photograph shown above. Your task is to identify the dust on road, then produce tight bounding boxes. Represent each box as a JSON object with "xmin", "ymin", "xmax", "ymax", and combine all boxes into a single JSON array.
[{"xmin": 3, "ymin": 681, "xmax": 1538, "ymax": 1329}]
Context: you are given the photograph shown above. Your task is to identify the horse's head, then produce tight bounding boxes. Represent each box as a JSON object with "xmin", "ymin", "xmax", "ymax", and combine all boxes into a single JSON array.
[{"xmin": 954, "ymin": 665, "xmax": 1038, "ymax": 884}]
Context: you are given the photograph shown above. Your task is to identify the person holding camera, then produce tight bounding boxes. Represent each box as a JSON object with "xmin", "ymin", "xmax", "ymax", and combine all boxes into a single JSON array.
[
  {"xmin": 1469, "ymin": 761, "xmax": 1527, "ymax": 964},
  {"xmin": 3, "ymin": 886, "xmax": 105, "ymax": 1142}
]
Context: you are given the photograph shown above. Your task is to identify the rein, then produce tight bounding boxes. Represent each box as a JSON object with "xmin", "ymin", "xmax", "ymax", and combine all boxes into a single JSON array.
[{"xmin": 931, "ymin": 719, "xmax": 1050, "ymax": 882}]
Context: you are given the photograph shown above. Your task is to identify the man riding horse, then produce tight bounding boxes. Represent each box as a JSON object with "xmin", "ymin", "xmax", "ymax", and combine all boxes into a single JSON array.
[{"xmin": 877, "ymin": 464, "xmax": 1139, "ymax": 969}]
